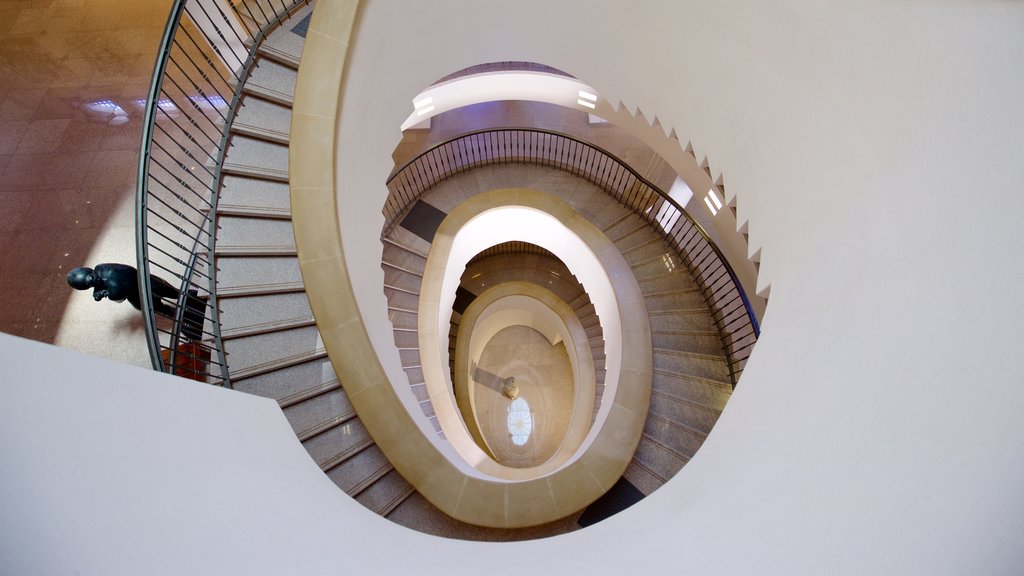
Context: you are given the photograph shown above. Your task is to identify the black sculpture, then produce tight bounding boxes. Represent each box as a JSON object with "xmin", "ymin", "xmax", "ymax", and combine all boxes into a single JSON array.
[
  {"xmin": 67, "ymin": 263, "xmax": 179, "ymax": 316},
  {"xmin": 68, "ymin": 263, "xmax": 206, "ymax": 342}
]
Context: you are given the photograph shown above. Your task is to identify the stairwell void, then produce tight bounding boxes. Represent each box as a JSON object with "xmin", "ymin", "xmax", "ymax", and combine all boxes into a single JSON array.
[{"xmin": 136, "ymin": 0, "xmax": 762, "ymax": 540}]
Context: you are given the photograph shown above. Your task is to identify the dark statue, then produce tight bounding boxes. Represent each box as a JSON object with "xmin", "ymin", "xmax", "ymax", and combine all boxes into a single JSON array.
[{"xmin": 66, "ymin": 263, "xmax": 179, "ymax": 317}]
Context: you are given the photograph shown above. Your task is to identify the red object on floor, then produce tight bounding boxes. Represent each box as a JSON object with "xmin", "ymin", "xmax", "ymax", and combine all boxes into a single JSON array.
[{"xmin": 161, "ymin": 342, "xmax": 211, "ymax": 382}]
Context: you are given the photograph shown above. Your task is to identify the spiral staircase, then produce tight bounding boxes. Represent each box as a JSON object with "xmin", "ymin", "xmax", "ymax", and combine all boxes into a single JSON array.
[{"xmin": 136, "ymin": 0, "xmax": 757, "ymax": 541}]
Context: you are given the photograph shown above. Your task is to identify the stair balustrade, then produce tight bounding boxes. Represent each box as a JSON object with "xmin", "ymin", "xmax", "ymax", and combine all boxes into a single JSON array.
[
  {"xmin": 385, "ymin": 128, "xmax": 760, "ymax": 386},
  {"xmin": 136, "ymin": 0, "xmax": 310, "ymax": 384}
]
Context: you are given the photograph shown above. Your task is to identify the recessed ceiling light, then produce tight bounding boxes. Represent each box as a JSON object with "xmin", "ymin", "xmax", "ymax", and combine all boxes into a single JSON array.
[
  {"xmin": 708, "ymin": 188, "xmax": 723, "ymax": 209},
  {"xmin": 704, "ymin": 196, "xmax": 718, "ymax": 215}
]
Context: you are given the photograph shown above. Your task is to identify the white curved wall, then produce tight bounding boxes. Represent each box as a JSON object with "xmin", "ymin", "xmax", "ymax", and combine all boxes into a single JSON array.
[
  {"xmin": 333, "ymin": 1, "xmax": 1024, "ymax": 572},
  {"xmin": 4, "ymin": 1, "xmax": 1024, "ymax": 574},
  {"xmin": 440, "ymin": 207, "xmax": 622, "ymax": 414}
]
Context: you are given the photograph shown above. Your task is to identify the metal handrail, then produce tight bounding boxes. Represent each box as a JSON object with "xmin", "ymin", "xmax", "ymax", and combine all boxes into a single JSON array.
[
  {"xmin": 385, "ymin": 128, "xmax": 760, "ymax": 386},
  {"xmin": 136, "ymin": 0, "xmax": 308, "ymax": 384}
]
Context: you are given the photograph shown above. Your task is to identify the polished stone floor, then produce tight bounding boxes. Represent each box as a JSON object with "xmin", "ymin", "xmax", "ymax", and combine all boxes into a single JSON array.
[
  {"xmin": 0, "ymin": 0, "xmax": 170, "ymax": 366},
  {"xmin": 473, "ymin": 325, "xmax": 574, "ymax": 468}
]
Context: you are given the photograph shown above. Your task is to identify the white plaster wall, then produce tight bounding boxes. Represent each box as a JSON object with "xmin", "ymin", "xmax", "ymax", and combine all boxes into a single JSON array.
[{"xmin": 332, "ymin": 0, "xmax": 1024, "ymax": 573}]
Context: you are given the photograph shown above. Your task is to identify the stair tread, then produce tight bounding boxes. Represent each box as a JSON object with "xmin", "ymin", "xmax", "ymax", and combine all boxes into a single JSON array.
[
  {"xmin": 221, "ymin": 315, "xmax": 315, "ymax": 340},
  {"xmin": 215, "ymin": 282, "xmax": 305, "ymax": 298},
  {"xmin": 241, "ymin": 58, "xmax": 296, "ymax": 105},
  {"xmin": 320, "ymin": 437, "xmax": 375, "ymax": 473},
  {"xmin": 296, "ymin": 409, "xmax": 358, "ymax": 442},
  {"xmin": 278, "ymin": 380, "xmax": 343, "ymax": 410},
  {"xmin": 217, "ymin": 214, "xmax": 295, "ymax": 250},
  {"xmin": 220, "ymin": 162, "xmax": 289, "ymax": 182},
  {"xmin": 219, "ymin": 176, "xmax": 290, "ymax": 212},
  {"xmin": 218, "ymin": 204, "xmax": 292, "ymax": 219},
  {"xmin": 256, "ymin": 40, "xmax": 301, "ymax": 69},
  {"xmin": 230, "ymin": 96, "xmax": 292, "ymax": 143},
  {"xmin": 653, "ymin": 347, "xmax": 728, "ymax": 362},
  {"xmin": 215, "ymin": 245, "xmax": 297, "ymax": 256},
  {"xmin": 228, "ymin": 347, "xmax": 327, "ymax": 381},
  {"xmin": 652, "ymin": 366, "xmax": 732, "ymax": 389}
]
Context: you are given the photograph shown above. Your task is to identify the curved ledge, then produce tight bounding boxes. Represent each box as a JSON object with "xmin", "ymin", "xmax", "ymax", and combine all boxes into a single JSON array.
[
  {"xmin": 419, "ymin": 190, "xmax": 650, "ymax": 479},
  {"xmin": 291, "ymin": 0, "xmax": 651, "ymax": 527},
  {"xmin": 454, "ymin": 282, "xmax": 596, "ymax": 477}
]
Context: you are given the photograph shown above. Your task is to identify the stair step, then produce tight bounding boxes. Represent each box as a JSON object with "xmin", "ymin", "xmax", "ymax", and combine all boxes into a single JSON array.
[
  {"xmin": 215, "ymin": 254, "xmax": 302, "ymax": 294},
  {"xmin": 599, "ymin": 211, "xmax": 634, "ymax": 235},
  {"xmin": 651, "ymin": 331, "xmax": 723, "ymax": 356},
  {"xmin": 218, "ymin": 204, "xmax": 291, "ymax": 220},
  {"xmin": 384, "ymin": 226, "xmax": 433, "ymax": 256},
  {"xmin": 303, "ymin": 417, "xmax": 372, "ymax": 469},
  {"xmin": 383, "ymin": 283, "xmax": 419, "ymax": 298},
  {"xmin": 398, "ymin": 348, "xmax": 420, "ymax": 367},
  {"xmin": 382, "ymin": 260, "xmax": 424, "ymax": 278},
  {"xmin": 215, "ymin": 282, "xmax": 305, "ymax": 298},
  {"xmin": 381, "ymin": 235, "xmax": 430, "ymax": 259},
  {"xmin": 621, "ymin": 238, "xmax": 671, "ymax": 263},
  {"xmin": 392, "ymin": 328, "xmax": 420, "ymax": 350},
  {"xmin": 284, "ymin": 386, "xmax": 356, "ymax": 439},
  {"xmin": 403, "ymin": 365, "xmax": 424, "ymax": 386},
  {"xmin": 224, "ymin": 135, "xmax": 289, "ymax": 175},
  {"xmin": 279, "ymin": 379, "xmax": 342, "ymax": 410},
  {"xmin": 630, "ymin": 251, "xmax": 686, "ymax": 278},
  {"xmin": 649, "ymin": 389, "xmax": 722, "ymax": 435},
  {"xmin": 575, "ymin": 302, "xmax": 597, "ymax": 319},
  {"xmin": 231, "ymin": 355, "xmax": 336, "ymax": 402},
  {"xmin": 622, "ymin": 459, "xmax": 666, "ymax": 496},
  {"xmin": 607, "ymin": 219, "xmax": 649, "ymax": 244},
  {"xmin": 639, "ymin": 270, "xmax": 701, "ymax": 294},
  {"xmin": 227, "ymin": 121, "xmax": 290, "ymax": 145},
  {"xmin": 320, "ymin": 439, "xmax": 376, "ymax": 476},
  {"xmin": 384, "ymin": 287, "xmax": 419, "ymax": 313},
  {"xmin": 232, "ymin": 96, "xmax": 292, "ymax": 141},
  {"xmin": 579, "ymin": 311, "xmax": 601, "ymax": 329},
  {"xmin": 653, "ymin": 348, "xmax": 731, "ymax": 382},
  {"xmin": 337, "ymin": 446, "xmax": 395, "ymax": 496},
  {"xmin": 648, "ymin": 309, "xmax": 718, "ymax": 332},
  {"xmin": 631, "ymin": 435, "xmax": 689, "ymax": 482},
  {"xmin": 643, "ymin": 413, "xmax": 707, "ymax": 457},
  {"xmin": 240, "ymin": 81, "xmax": 293, "ymax": 107},
  {"xmin": 217, "ymin": 215, "xmax": 295, "ymax": 251},
  {"xmin": 221, "ymin": 315, "xmax": 315, "ymax": 340},
  {"xmin": 568, "ymin": 292, "xmax": 591, "ymax": 311},
  {"xmin": 256, "ymin": 41, "xmax": 301, "ymax": 69},
  {"xmin": 382, "ymin": 240, "xmax": 428, "ymax": 273},
  {"xmin": 215, "ymin": 245, "xmax": 296, "ymax": 256},
  {"xmin": 226, "ymin": 325, "xmax": 326, "ymax": 381},
  {"xmin": 409, "ymin": 382, "xmax": 430, "ymax": 404},
  {"xmin": 296, "ymin": 409, "xmax": 358, "ymax": 443},
  {"xmin": 382, "ymin": 266, "xmax": 423, "ymax": 296},
  {"xmin": 239, "ymin": 58, "xmax": 297, "ymax": 106},
  {"xmin": 220, "ymin": 162, "xmax": 289, "ymax": 182},
  {"xmin": 652, "ymin": 367, "xmax": 732, "ymax": 395},
  {"xmin": 356, "ymin": 468, "xmax": 414, "ymax": 517},
  {"xmin": 219, "ymin": 176, "xmax": 290, "ymax": 213}
]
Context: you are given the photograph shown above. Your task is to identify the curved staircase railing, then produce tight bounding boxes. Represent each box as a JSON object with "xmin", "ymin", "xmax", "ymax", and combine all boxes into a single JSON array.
[
  {"xmin": 136, "ymin": 0, "xmax": 308, "ymax": 384},
  {"xmin": 385, "ymin": 128, "xmax": 760, "ymax": 386}
]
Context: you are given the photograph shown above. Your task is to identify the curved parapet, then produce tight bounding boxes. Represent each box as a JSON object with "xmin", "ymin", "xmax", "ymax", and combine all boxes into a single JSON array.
[{"xmin": 290, "ymin": 1, "xmax": 653, "ymax": 527}]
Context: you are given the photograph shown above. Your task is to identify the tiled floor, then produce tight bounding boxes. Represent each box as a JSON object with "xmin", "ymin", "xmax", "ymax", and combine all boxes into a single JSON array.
[
  {"xmin": 0, "ymin": 0, "xmax": 170, "ymax": 366},
  {"xmin": 473, "ymin": 325, "xmax": 574, "ymax": 468}
]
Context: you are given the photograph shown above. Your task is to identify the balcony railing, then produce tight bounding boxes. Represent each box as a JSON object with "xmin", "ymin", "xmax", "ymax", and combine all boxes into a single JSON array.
[
  {"xmin": 385, "ymin": 128, "xmax": 760, "ymax": 386},
  {"xmin": 136, "ymin": 0, "xmax": 308, "ymax": 384}
]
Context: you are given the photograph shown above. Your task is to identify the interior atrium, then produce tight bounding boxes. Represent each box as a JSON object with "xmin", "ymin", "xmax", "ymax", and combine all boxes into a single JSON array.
[{"xmin": 2, "ymin": 1, "xmax": 1023, "ymax": 574}]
